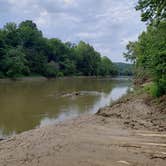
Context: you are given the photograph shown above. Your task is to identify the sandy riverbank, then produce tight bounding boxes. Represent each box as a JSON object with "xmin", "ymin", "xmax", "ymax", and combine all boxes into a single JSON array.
[{"xmin": 0, "ymin": 91, "xmax": 166, "ymax": 166}]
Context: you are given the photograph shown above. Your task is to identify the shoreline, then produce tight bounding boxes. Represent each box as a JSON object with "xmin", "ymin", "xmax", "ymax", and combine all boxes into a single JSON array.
[
  {"xmin": 0, "ymin": 75, "xmax": 132, "ymax": 82},
  {"xmin": 0, "ymin": 90, "xmax": 165, "ymax": 166}
]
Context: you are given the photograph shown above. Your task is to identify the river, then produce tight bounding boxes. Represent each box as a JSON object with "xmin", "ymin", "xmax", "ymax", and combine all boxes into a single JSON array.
[{"xmin": 0, "ymin": 77, "xmax": 132, "ymax": 138}]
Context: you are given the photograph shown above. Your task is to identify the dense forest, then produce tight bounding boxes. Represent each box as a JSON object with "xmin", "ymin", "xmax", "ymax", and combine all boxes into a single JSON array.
[
  {"xmin": 124, "ymin": 0, "xmax": 166, "ymax": 96},
  {"xmin": 0, "ymin": 20, "xmax": 119, "ymax": 78},
  {"xmin": 114, "ymin": 62, "xmax": 133, "ymax": 76}
]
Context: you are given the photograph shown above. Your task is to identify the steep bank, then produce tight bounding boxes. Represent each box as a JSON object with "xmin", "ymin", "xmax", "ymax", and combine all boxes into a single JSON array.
[
  {"xmin": 0, "ymin": 91, "xmax": 166, "ymax": 166},
  {"xmin": 97, "ymin": 91, "xmax": 166, "ymax": 132}
]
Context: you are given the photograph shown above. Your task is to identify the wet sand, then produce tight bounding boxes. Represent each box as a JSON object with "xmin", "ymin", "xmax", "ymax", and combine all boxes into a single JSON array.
[{"xmin": 0, "ymin": 92, "xmax": 165, "ymax": 166}]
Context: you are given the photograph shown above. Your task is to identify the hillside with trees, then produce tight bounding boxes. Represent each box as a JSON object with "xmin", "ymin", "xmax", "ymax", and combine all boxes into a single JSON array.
[
  {"xmin": 114, "ymin": 62, "xmax": 133, "ymax": 76},
  {"xmin": 124, "ymin": 0, "xmax": 166, "ymax": 97},
  {"xmin": 0, "ymin": 20, "xmax": 118, "ymax": 78}
]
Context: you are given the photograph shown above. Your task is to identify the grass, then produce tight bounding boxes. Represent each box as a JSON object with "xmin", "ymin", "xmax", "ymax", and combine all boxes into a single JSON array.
[{"xmin": 143, "ymin": 82, "xmax": 161, "ymax": 97}]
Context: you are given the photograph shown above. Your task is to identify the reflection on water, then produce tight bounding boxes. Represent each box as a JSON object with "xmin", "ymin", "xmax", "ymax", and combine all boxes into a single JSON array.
[{"xmin": 0, "ymin": 77, "xmax": 132, "ymax": 138}]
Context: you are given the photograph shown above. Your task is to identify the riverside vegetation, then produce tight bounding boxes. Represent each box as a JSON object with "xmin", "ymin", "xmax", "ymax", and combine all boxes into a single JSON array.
[
  {"xmin": 0, "ymin": 20, "xmax": 123, "ymax": 78},
  {"xmin": 0, "ymin": 1, "xmax": 166, "ymax": 165},
  {"xmin": 124, "ymin": 0, "xmax": 166, "ymax": 97}
]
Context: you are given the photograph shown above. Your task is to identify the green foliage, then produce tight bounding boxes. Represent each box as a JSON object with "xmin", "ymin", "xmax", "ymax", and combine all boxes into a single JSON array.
[
  {"xmin": 24, "ymin": 50, "xmax": 47, "ymax": 74},
  {"xmin": 124, "ymin": 4, "xmax": 166, "ymax": 96},
  {"xmin": 60, "ymin": 59, "xmax": 76, "ymax": 76},
  {"xmin": 114, "ymin": 62, "xmax": 133, "ymax": 76},
  {"xmin": 74, "ymin": 41, "xmax": 102, "ymax": 76},
  {"xmin": 18, "ymin": 20, "xmax": 43, "ymax": 48},
  {"xmin": 123, "ymin": 41, "xmax": 139, "ymax": 64},
  {"xmin": 0, "ymin": 20, "xmax": 118, "ymax": 78},
  {"xmin": 44, "ymin": 61, "xmax": 58, "ymax": 77},
  {"xmin": 143, "ymin": 82, "xmax": 160, "ymax": 97},
  {"xmin": 99, "ymin": 56, "xmax": 117, "ymax": 76},
  {"xmin": 1, "ymin": 47, "xmax": 29, "ymax": 78},
  {"xmin": 136, "ymin": 0, "xmax": 166, "ymax": 24},
  {"xmin": 3, "ymin": 22, "xmax": 20, "ymax": 47},
  {"xmin": 57, "ymin": 72, "xmax": 64, "ymax": 77},
  {"xmin": 0, "ymin": 71, "xmax": 5, "ymax": 78}
]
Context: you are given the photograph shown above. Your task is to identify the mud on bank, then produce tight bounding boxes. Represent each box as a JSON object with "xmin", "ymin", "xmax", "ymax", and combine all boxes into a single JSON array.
[{"xmin": 0, "ymin": 91, "xmax": 166, "ymax": 166}]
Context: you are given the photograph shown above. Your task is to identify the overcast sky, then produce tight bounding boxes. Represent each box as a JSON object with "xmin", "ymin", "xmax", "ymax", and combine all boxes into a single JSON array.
[{"xmin": 0, "ymin": 0, "xmax": 145, "ymax": 62}]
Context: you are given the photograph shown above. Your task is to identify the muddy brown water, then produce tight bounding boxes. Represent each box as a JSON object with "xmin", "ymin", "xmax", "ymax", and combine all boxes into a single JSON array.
[{"xmin": 0, "ymin": 77, "xmax": 132, "ymax": 138}]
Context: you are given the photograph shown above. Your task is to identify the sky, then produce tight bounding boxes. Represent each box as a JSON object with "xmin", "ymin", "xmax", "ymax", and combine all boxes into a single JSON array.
[{"xmin": 0, "ymin": 0, "xmax": 146, "ymax": 62}]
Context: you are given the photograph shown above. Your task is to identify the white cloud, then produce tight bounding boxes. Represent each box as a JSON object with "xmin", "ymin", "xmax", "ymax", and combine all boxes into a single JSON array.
[
  {"xmin": 0, "ymin": 0, "xmax": 145, "ymax": 62},
  {"xmin": 76, "ymin": 32, "xmax": 104, "ymax": 39},
  {"xmin": 63, "ymin": 0, "xmax": 75, "ymax": 5},
  {"xmin": 120, "ymin": 35, "xmax": 139, "ymax": 47},
  {"xmin": 35, "ymin": 10, "xmax": 50, "ymax": 27}
]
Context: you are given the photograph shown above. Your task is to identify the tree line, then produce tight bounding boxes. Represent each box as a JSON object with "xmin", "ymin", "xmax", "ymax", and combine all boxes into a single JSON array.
[
  {"xmin": 0, "ymin": 20, "xmax": 118, "ymax": 78},
  {"xmin": 124, "ymin": 0, "xmax": 166, "ymax": 96},
  {"xmin": 114, "ymin": 62, "xmax": 133, "ymax": 76}
]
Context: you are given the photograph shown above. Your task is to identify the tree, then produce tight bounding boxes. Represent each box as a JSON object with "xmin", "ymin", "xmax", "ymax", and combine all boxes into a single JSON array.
[
  {"xmin": 114, "ymin": 63, "xmax": 133, "ymax": 76},
  {"xmin": 44, "ymin": 61, "xmax": 59, "ymax": 77},
  {"xmin": 99, "ymin": 56, "xmax": 117, "ymax": 76},
  {"xmin": 1, "ymin": 47, "xmax": 29, "ymax": 78},
  {"xmin": 48, "ymin": 38, "xmax": 68, "ymax": 62},
  {"xmin": 123, "ymin": 41, "xmax": 139, "ymax": 64},
  {"xmin": 74, "ymin": 41, "xmax": 101, "ymax": 76},
  {"xmin": 18, "ymin": 20, "xmax": 49, "ymax": 74},
  {"xmin": 124, "ymin": 0, "xmax": 166, "ymax": 95},
  {"xmin": 0, "ymin": 20, "xmax": 117, "ymax": 78},
  {"xmin": 3, "ymin": 22, "xmax": 20, "ymax": 47},
  {"xmin": 124, "ymin": 21, "xmax": 166, "ymax": 96},
  {"xmin": 60, "ymin": 59, "xmax": 76, "ymax": 76},
  {"xmin": 0, "ymin": 30, "xmax": 5, "ymax": 61},
  {"xmin": 136, "ymin": 0, "xmax": 166, "ymax": 24},
  {"xmin": 18, "ymin": 20, "xmax": 42, "ymax": 48}
]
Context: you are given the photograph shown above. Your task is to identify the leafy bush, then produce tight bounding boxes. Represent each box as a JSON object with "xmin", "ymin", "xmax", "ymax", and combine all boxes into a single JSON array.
[
  {"xmin": 143, "ymin": 82, "xmax": 165, "ymax": 97},
  {"xmin": 44, "ymin": 61, "xmax": 58, "ymax": 77},
  {"xmin": 0, "ymin": 71, "xmax": 5, "ymax": 78},
  {"xmin": 57, "ymin": 72, "xmax": 64, "ymax": 77}
]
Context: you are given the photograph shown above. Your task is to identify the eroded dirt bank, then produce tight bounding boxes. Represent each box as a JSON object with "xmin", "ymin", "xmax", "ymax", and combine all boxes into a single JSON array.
[{"xmin": 0, "ymin": 92, "xmax": 166, "ymax": 166}]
